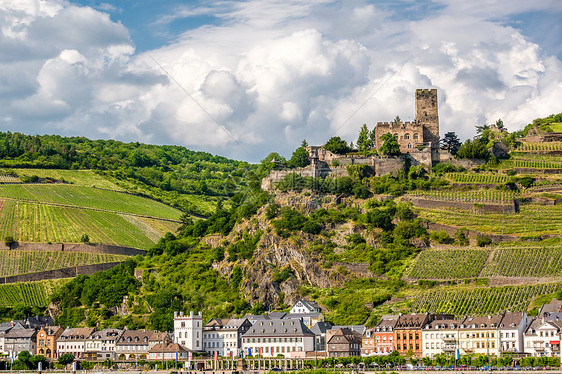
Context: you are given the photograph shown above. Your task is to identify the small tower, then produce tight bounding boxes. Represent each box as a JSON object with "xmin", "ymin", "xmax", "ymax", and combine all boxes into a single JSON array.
[
  {"xmin": 415, "ymin": 89, "xmax": 439, "ymax": 149},
  {"xmin": 174, "ymin": 311, "xmax": 203, "ymax": 351}
]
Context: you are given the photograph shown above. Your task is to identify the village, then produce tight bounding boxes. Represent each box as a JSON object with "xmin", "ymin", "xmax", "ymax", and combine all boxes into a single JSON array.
[{"xmin": 2, "ymin": 298, "xmax": 562, "ymax": 368}]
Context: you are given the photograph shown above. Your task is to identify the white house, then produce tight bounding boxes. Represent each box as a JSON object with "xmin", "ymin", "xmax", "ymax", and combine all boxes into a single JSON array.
[
  {"xmin": 498, "ymin": 312, "xmax": 528, "ymax": 354},
  {"xmin": 57, "ymin": 327, "xmax": 95, "ymax": 359},
  {"xmin": 174, "ymin": 311, "xmax": 203, "ymax": 352},
  {"xmin": 289, "ymin": 300, "xmax": 321, "ymax": 314},
  {"xmin": 241, "ymin": 318, "xmax": 315, "ymax": 358},
  {"xmin": 422, "ymin": 319, "xmax": 461, "ymax": 358},
  {"xmin": 84, "ymin": 329, "xmax": 123, "ymax": 360},
  {"xmin": 203, "ymin": 318, "xmax": 252, "ymax": 357},
  {"xmin": 524, "ymin": 318, "xmax": 562, "ymax": 357}
]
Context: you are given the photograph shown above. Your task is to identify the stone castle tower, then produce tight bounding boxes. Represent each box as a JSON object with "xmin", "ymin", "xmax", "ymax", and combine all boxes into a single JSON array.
[{"xmin": 415, "ymin": 88, "xmax": 439, "ymax": 149}]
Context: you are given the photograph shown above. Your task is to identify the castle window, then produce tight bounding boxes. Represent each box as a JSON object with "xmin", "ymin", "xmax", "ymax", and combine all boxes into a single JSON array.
[
  {"xmin": 408, "ymin": 143, "xmax": 411, "ymax": 149},
  {"xmin": 404, "ymin": 133, "xmax": 410, "ymax": 139},
  {"xmin": 413, "ymin": 133, "xmax": 419, "ymax": 140}
]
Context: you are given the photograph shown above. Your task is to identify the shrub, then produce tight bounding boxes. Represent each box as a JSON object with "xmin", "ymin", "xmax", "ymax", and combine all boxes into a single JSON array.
[
  {"xmin": 455, "ymin": 228, "xmax": 470, "ymax": 246},
  {"xmin": 4, "ymin": 235, "xmax": 15, "ymax": 247},
  {"xmin": 430, "ymin": 230, "xmax": 454, "ymax": 244},
  {"xmin": 80, "ymin": 234, "xmax": 90, "ymax": 243},
  {"xmin": 476, "ymin": 235, "xmax": 492, "ymax": 247}
]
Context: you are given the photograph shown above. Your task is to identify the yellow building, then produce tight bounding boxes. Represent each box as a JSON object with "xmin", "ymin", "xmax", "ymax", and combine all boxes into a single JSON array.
[{"xmin": 459, "ymin": 316, "xmax": 502, "ymax": 356}]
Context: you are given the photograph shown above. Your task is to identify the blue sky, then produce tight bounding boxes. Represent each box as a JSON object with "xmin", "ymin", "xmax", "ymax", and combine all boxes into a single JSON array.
[{"xmin": 0, "ymin": 0, "xmax": 561, "ymax": 161}]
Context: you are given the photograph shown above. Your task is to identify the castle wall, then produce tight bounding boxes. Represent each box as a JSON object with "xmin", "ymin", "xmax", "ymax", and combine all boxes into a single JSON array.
[
  {"xmin": 373, "ymin": 156, "xmax": 404, "ymax": 177},
  {"xmin": 408, "ymin": 148, "xmax": 433, "ymax": 168},
  {"xmin": 374, "ymin": 121, "xmax": 425, "ymax": 154}
]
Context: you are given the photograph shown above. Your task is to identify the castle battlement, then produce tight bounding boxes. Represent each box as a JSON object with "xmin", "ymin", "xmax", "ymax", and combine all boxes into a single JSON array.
[{"xmin": 375, "ymin": 121, "xmax": 423, "ymax": 129}]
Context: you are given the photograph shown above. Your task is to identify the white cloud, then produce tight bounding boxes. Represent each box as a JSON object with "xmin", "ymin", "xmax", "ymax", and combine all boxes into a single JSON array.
[{"xmin": 0, "ymin": 0, "xmax": 561, "ymax": 161}]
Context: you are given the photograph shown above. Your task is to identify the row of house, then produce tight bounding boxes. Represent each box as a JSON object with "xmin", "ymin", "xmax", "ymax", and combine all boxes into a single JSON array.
[
  {"xmin": 363, "ymin": 300, "xmax": 562, "ymax": 358},
  {"xmin": 3, "ymin": 299, "xmax": 562, "ymax": 361}
]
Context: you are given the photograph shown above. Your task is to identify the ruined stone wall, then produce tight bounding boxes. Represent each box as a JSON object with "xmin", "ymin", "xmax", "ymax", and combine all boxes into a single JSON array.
[
  {"xmin": 0, "ymin": 262, "xmax": 123, "ymax": 284},
  {"xmin": 404, "ymin": 196, "xmax": 517, "ymax": 214},
  {"xmin": 408, "ymin": 148, "xmax": 433, "ymax": 168},
  {"xmin": 373, "ymin": 156, "xmax": 404, "ymax": 177}
]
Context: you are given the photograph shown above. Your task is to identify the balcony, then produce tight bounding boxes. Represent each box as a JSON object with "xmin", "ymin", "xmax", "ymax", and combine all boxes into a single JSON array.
[
  {"xmin": 443, "ymin": 345, "xmax": 456, "ymax": 352},
  {"xmin": 442, "ymin": 336, "xmax": 456, "ymax": 343}
]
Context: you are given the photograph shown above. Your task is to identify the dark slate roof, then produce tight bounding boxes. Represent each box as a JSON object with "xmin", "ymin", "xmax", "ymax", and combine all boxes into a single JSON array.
[
  {"xmin": 284, "ymin": 312, "xmax": 322, "ymax": 319},
  {"xmin": 243, "ymin": 318, "xmax": 315, "ymax": 337},
  {"xmin": 87, "ymin": 328, "xmax": 123, "ymax": 341},
  {"xmin": 332, "ymin": 325, "xmax": 366, "ymax": 335},
  {"xmin": 327, "ymin": 328, "xmax": 362, "ymax": 345},
  {"xmin": 0, "ymin": 322, "xmax": 13, "ymax": 333},
  {"xmin": 376, "ymin": 315, "xmax": 399, "ymax": 329},
  {"xmin": 426, "ymin": 319, "xmax": 462, "ymax": 329},
  {"xmin": 268, "ymin": 312, "xmax": 287, "ymax": 319},
  {"xmin": 117, "ymin": 330, "xmax": 156, "ymax": 346},
  {"xmin": 540, "ymin": 299, "xmax": 562, "ymax": 314},
  {"xmin": 27, "ymin": 315, "xmax": 54, "ymax": 329},
  {"xmin": 395, "ymin": 314, "xmax": 429, "ymax": 329},
  {"xmin": 310, "ymin": 321, "xmax": 333, "ymax": 335},
  {"xmin": 5, "ymin": 328, "xmax": 36, "ymax": 339}
]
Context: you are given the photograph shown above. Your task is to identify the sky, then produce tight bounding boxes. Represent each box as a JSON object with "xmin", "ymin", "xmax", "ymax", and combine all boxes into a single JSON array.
[{"xmin": 0, "ymin": 0, "xmax": 561, "ymax": 162}]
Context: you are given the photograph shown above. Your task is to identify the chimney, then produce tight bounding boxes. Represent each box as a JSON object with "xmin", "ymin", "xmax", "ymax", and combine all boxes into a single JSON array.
[
  {"xmin": 174, "ymin": 312, "xmax": 178, "ymax": 318},
  {"xmin": 190, "ymin": 311, "xmax": 194, "ymax": 318},
  {"xmin": 198, "ymin": 311, "xmax": 202, "ymax": 317}
]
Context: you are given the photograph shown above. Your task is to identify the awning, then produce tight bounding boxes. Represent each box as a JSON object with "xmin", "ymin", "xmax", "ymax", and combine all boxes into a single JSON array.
[{"xmin": 550, "ymin": 341, "xmax": 560, "ymax": 345}]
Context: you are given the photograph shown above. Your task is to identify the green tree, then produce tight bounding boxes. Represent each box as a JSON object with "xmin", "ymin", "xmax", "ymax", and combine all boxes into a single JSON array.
[
  {"xmin": 456, "ymin": 138, "xmax": 490, "ymax": 159},
  {"xmin": 79, "ymin": 234, "xmax": 89, "ymax": 244},
  {"xmin": 440, "ymin": 132, "xmax": 462, "ymax": 155},
  {"xmin": 378, "ymin": 133, "xmax": 401, "ymax": 156},
  {"xmin": 324, "ymin": 136, "xmax": 351, "ymax": 155},
  {"xmin": 356, "ymin": 124, "xmax": 374, "ymax": 155},
  {"xmin": 289, "ymin": 147, "xmax": 310, "ymax": 168}
]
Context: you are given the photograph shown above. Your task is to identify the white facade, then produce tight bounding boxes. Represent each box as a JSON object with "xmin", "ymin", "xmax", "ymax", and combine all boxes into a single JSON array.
[
  {"xmin": 241, "ymin": 319, "xmax": 315, "ymax": 358},
  {"xmin": 498, "ymin": 313, "xmax": 528, "ymax": 354},
  {"xmin": 174, "ymin": 311, "xmax": 203, "ymax": 351},
  {"xmin": 0, "ymin": 332, "xmax": 5, "ymax": 355},
  {"xmin": 524, "ymin": 320, "xmax": 561, "ymax": 357},
  {"xmin": 85, "ymin": 329, "xmax": 123, "ymax": 360},
  {"xmin": 57, "ymin": 328, "xmax": 94, "ymax": 359},
  {"xmin": 289, "ymin": 300, "xmax": 320, "ymax": 314},
  {"xmin": 423, "ymin": 328, "xmax": 459, "ymax": 357}
]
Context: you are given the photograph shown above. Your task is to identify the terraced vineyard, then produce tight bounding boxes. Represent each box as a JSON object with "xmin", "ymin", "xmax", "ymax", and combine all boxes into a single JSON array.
[
  {"xmin": 410, "ymin": 283, "xmax": 562, "ymax": 316},
  {"xmin": 0, "ymin": 174, "xmax": 20, "ymax": 183},
  {"xmin": 0, "ymin": 250, "xmax": 128, "ymax": 277},
  {"xmin": 445, "ymin": 173, "xmax": 510, "ymax": 184},
  {"xmin": 408, "ymin": 249, "xmax": 489, "ymax": 279},
  {"xmin": 0, "ymin": 184, "xmax": 181, "ymax": 219},
  {"xmin": 0, "ymin": 200, "xmax": 178, "ymax": 248},
  {"xmin": 514, "ymin": 159, "xmax": 562, "ymax": 169},
  {"xmin": 0, "ymin": 279, "xmax": 65, "ymax": 307},
  {"xmin": 14, "ymin": 169, "xmax": 123, "ymax": 190},
  {"xmin": 410, "ymin": 189, "xmax": 518, "ymax": 203},
  {"xmin": 482, "ymin": 247, "xmax": 562, "ymax": 277},
  {"xmin": 516, "ymin": 142, "xmax": 562, "ymax": 152},
  {"xmin": 417, "ymin": 204, "xmax": 562, "ymax": 236},
  {"xmin": 408, "ymin": 246, "xmax": 562, "ymax": 280}
]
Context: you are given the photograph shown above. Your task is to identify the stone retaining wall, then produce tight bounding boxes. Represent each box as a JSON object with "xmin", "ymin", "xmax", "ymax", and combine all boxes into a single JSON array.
[
  {"xmin": 0, "ymin": 261, "xmax": 123, "ymax": 284},
  {"xmin": 0, "ymin": 242, "xmax": 146, "ymax": 256}
]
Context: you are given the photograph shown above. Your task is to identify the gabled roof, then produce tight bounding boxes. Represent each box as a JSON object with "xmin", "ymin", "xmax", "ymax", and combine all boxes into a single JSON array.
[
  {"xmin": 291, "ymin": 299, "xmax": 321, "ymax": 313},
  {"xmin": 540, "ymin": 299, "xmax": 562, "ymax": 315},
  {"xmin": 310, "ymin": 321, "xmax": 333, "ymax": 335},
  {"xmin": 376, "ymin": 315, "xmax": 399, "ymax": 330},
  {"xmin": 332, "ymin": 325, "xmax": 366, "ymax": 335},
  {"xmin": 5, "ymin": 328, "xmax": 36, "ymax": 339},
  {"xmin": 0, "ymin": 322, "xmax": 13, "ymax": 333},
  {"xmin": 243, "ymin": 318, "xmax": 315, "ymax": 337},
  {"xmin": 38, "ymin": 326, "xmax": 64, "ymax": 336},
  {"xmin": 149, "ymin": 331, "xmax": 170, "ymax": 342},
  {"xmin": 327, "ymin": 328, "xmax": 362, "ymax": 344},
  {"xmin": 499, "ymin": 312, "xmax": 525, "ymax": 329}
]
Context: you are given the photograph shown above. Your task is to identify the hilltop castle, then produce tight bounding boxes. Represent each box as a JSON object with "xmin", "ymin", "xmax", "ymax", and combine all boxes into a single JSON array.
[
  {"xmin": 374, "ymin": 89, "xmax": 439, "ymax": 153},
  {"xmin": 261, "ymin": 89, "xmax": 480, "ymax": 191}
]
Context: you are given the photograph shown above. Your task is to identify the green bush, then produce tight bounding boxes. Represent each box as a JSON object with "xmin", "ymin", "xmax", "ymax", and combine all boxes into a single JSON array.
[{"xmin": 476, "ymin": 235, "xmax": 492, "ymax": 247}]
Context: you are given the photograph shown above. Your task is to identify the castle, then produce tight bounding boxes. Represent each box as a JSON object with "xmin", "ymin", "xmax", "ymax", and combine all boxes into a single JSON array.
[
  {"xmin": 374, "ymin": 89, "xmax": 439, "ymax": 153},
  {"xmin": 261, "ymin": 89, "xmax": 480, "ymax": 191}
]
